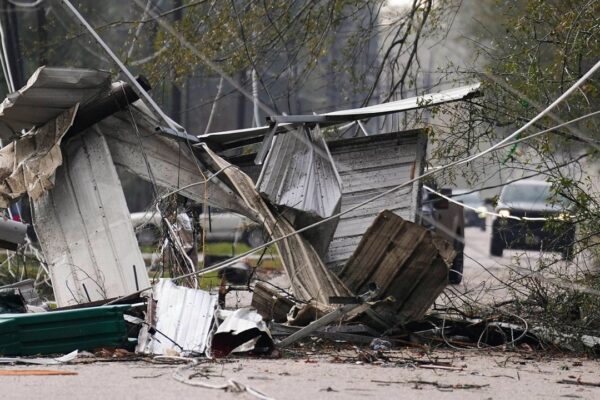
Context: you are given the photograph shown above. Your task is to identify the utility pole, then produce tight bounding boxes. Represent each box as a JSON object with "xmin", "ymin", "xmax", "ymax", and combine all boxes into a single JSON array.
[
  {"xmin": 0, "ymin": 0, "xmax": 23, "ymax": 91},
  {"xmin": 171, "ymin": 0, "xmax": 182, "ymax": 123}
]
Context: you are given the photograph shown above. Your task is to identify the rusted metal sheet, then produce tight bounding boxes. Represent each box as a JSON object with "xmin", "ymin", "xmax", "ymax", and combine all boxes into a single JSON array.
[
  {"xmin": 338, "ymin": 210, "xmax": 454, "ymax": 326},
  {"xmin": 136, "ymin": 279, "xmax": 218, "ymax": 356},
  {"xmin": 325, "ymin": 129, "xmax": 427, "ymax": 270},
  {"xmin": 32, "ymin": 129, "xmax": 149, "ymax": 307},
  {"xmin": 0, "ymin": 67, "xmax": 111, "ymax": 140}
]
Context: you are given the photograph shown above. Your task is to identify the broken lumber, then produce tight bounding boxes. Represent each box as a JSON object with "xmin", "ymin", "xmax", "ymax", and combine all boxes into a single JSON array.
[
  {"xmin": 338, "ymin": 210, "xmax": 454, "ymax": 325},
  {"xmin": 199, "ymin": 145, "xmax": 352, "ymax": 306},
  {"xmin": 251, "ymin": 282, "xmax": 295, "ymax": 323}
]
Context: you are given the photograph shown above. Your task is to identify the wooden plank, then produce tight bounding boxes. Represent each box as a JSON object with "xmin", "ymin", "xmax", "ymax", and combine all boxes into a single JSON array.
[
  {"xmin": 338, "ymin": 211, "xmax": 406, "ymax": 291},
  {"xmin": 251, "ymin": 282, "xmax": 294, "ymax": 323},
  {"xmin": 201, "ymin": 146, "xmax": 352, "ymax": 305},
  {"xmin": 363, "ymin": 225, "xmax": 430, "ymax": 295},
  {"xmin": 396, "ymin": 256, "xmax": 449, "ymax": 321},
  {"xmin": 338, "ymin": 210, "xmax": 452, "ymax": 324}
]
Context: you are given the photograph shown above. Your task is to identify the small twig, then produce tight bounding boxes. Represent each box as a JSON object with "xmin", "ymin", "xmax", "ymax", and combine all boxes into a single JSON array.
[
  {"xmin": 372, "ymin": 379, "xmax": 489, "ymax": 390},
  {"xmin": 418, "ymin": 364, "xmax": 464, "ymax": 371},
  {"xmin": 558, "ymin": 379, "xmax": 600, "ymax": 388}
]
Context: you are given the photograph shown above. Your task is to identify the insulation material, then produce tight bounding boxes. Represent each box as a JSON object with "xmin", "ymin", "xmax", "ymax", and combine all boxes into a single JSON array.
[
  {"xmin": 0, "ymin": 106, "xmax": 77, "ymax": 207},
  {"xmin": 136, "ymin": 279, "xmax": 218, "ymax": 356},
  {"xmin": 32, "ymin": 128, "xmax": 149, "ymax": 307},
  {"xmin": 0, "ymin": 66, "xmax": 110, "ymax": 140}
]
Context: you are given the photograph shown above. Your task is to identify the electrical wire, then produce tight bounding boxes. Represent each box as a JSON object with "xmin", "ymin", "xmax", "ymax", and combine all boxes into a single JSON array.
[
  {"xmin": 105, "ymin": 60, "xmax": 600, "ymax": 304},
  {"xmin": 423, "ymin": 185, "xmax": 550, "ymax": 221},
  {"xmin": 170, "ymin": 59, "xmax": 600, "ymax": 279}
]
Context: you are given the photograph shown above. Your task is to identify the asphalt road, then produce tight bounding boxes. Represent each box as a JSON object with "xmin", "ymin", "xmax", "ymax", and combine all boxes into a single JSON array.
[{"xmin": 458, "ymin": 217, "xmax": 578, "ymax": 304}]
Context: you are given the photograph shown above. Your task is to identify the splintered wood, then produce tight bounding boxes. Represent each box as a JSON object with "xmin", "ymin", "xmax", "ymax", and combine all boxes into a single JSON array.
[
  {"xmin": 338, "ymin": 210, "xmax": 455, "ymax": 325},
  {"xmin": 200, "ymin": 145, "xmax": 352, "ymax": 307}
]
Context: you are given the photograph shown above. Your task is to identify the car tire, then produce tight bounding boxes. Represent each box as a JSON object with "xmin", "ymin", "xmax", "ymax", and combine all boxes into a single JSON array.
[
  {"xmin": 136, "ymin": 224, "xmax": 161, "ymax": 246},
  {"xmin": 490, "ymin": 232, "xmax": 504, "ymax": 257},
  {"xmin": 561, "ymin": 245, "xmax": 574, "ymax": 261},
  {"xmin": 243, "ymin": 227, "xmax": 266, "ymax": 248},
  {"xmin": 479, "ymin": 218, "xmax": 486, "ymax": 231},
  {"xmin": 449, "ymin": 239, "xmax": 464, "ymax": 284}
]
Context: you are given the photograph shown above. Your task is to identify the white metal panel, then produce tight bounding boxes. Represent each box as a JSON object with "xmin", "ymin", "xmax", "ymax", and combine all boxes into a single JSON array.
[
  {"xmin": 325, "ymin": 130, "xmax": 427, "ymax": 269},
  {"xmin": 324, "ymin": 83, "xmax": 481, "ymax": 118},
  {"xmin": 137, "ymin": 279, "xmax": 218, "ymax": 356},
  {"xmin": 256, "ymin": 126, "xmax": 341, "ymax": 220},
  {"xmin": 198, "ymin": 83, "xmax": 479, "ymax": 145},
  {"xmin": 32, "ymin": 129, "xmax": 149, "ymax": 307},
  {"xmin": 0, "ymin": 67, "xmax": 110, "ymax": 139},
  {"xmin": 100, "ymin": 105, "xmax": 257, "ymax": 219}
]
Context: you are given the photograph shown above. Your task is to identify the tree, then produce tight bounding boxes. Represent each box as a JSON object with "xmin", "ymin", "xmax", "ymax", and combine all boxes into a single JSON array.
[{"xmin": 438, "ymin": 0, "xmax": 600, "ymax": 350}]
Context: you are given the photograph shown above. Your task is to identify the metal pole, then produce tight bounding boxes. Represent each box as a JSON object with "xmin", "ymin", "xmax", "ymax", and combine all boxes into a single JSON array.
[{"xmin": 60, "ymin": 0, "xmax": 184, "ymax": 134}]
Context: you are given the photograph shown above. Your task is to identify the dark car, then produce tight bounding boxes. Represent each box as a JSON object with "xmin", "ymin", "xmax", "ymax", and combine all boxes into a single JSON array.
[
  {"xmin": 453, "ymin": 190, "xmax": 487, "ymax": 230},
  {"xmin": 490, "ymin": 180, "xmax": 575, "ymax": 260},
  {"xmin": 421, "ymin": 188, "xmax": 465, "ymax": 284}
]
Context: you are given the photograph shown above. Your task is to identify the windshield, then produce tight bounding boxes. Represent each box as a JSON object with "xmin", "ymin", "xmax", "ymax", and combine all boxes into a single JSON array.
[
  {"xmin": 453, "ymin": 191, "xmax": 481, "ymax": 206},
  {"xmin": 501, "ymin": 182, "xmax": 551, "ymax": 204}
]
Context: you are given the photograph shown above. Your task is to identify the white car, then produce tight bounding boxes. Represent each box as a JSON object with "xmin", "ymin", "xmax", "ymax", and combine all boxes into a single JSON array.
[{"xmin": 130, "ymin": 211, "xmax": 265, "ymax": 248}]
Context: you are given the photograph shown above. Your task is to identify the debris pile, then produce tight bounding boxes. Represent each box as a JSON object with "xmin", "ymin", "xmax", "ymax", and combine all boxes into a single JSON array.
[{"xmin": 0, "ymin": 66, "xmax": 501, "ymax": 379}]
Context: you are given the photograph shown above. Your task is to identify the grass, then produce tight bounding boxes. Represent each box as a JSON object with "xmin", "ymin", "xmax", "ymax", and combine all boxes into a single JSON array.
[{"xmin": 0, "ymin": 240, "xmax": 282, "ymax": 302}]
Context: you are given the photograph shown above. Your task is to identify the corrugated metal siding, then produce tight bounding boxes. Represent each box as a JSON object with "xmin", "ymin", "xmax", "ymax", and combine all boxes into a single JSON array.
[
  {"xmin": 32, "ymin": 129, "xmax": 149, "ymax": 307},
  {"xmin": 256, "ymin": 127, "xmax": 341, "ymax": 220},
  {"xmin": 136, "ymin": 279, "xmax": 218, "ymax": 355},
  {"xmin": 324, "ymin": 83, "xmax": 481, "ymax": 118},
  {"xmin": 0, "ymin": 67, "xmax": 110, "ymax": 139},
  {"xmin": 199, "ymin": 83, "xmax": 480, "ymax": 148},
  {"xmin": 325, "ymin": 130, "xmax": 427, "ymax": 269}
]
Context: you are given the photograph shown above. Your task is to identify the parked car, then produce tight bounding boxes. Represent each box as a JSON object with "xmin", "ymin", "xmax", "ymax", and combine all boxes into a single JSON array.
[
  {"xmin": 490, "ymin": 180, "xmax": 575, "ymax": 259},
  {"xmin": 453, "ymin": 189, "xmax": 487, "ymax": 231},
  {"xmin": 130, "ymin": 211, "xmax": 266, "ymax": 248},
  {"xmin": 421, "ymin": 188, "xmax": 465, "ymax": 284}
]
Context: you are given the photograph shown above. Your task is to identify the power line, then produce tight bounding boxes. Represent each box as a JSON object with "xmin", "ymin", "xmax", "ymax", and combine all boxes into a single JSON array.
[
  {"xmin": 106, "ymin": 60, "xmax": 600, "ymax": 303},
  {"xmin": 170, "ymin": 59, "xmax": 600, "ymax": 280}
]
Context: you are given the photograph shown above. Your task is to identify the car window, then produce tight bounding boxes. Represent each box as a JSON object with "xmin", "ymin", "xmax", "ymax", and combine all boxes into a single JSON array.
[
  {"xmin": 501, "ymin": 183, "xmax": 551, "ymax": 204},
  {"xmin": 453, "ymin": 191, "xmax": 481, "ymax": 206}
]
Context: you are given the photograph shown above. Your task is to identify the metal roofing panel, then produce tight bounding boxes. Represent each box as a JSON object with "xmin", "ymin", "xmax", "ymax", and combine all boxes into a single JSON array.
[
  {"xmin": 324, "ymin": 83, "xmax": 480, "ymax": 118},
  {"xmin": 256, "ymin": 126, "xmax": 342, "ymax": 220},
  {"xmin": 32, "ymin": 129, "xmax": 149, "ymax": 307},
  {"xmin": 0, "ymin": 305, "xmax": 131, "ymax": 356},
  {"xmin": 325, "ymin": 130, "xmax": 427, "ymax": 270},
  {"xmin": 198, "ymin": 83, "xmax": 479, "ymax": 147},
  {"xmin": 0, "ymin": 67, "xmax": 111, "ymax": 139},
  {"xmin": 136, "ymin": 279, "xmax": 218, "ymax": 356}
]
